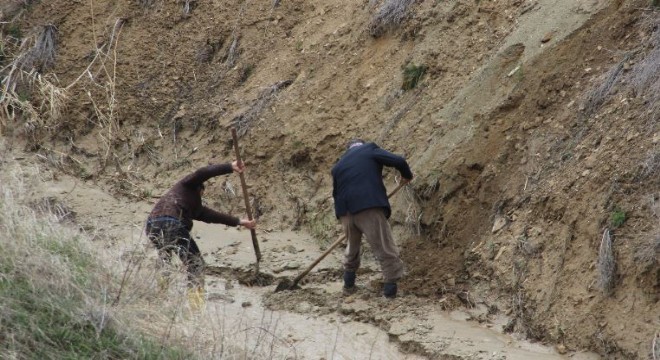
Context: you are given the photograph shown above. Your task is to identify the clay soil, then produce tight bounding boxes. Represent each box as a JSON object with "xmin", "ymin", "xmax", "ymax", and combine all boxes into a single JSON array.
[{"xmin": 1, "ymin": 0, "xmax": 658, "ymax": 358}]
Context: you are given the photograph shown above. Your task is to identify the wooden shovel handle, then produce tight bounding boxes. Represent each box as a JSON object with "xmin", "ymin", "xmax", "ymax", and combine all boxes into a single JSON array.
[
  {"xmin": 291, "ymin": 181, "xmax": 407, "ymax": 287},
  {"xmin": 231, "ymin": 128, "xmax": 261, "ymax": 262}
]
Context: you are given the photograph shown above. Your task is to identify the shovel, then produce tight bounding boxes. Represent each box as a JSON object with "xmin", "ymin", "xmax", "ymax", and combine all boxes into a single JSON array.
[
  {"xmin": 231, "ymin": 128, "xmax": 262, "ymax": 271},
  {"xmin": 274, "ymin": 181, "xmax": 407, "ymax": 292}
]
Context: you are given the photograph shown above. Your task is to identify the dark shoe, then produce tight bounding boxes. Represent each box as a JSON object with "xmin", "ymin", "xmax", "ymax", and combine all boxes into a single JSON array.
[
  {"xmin": 343, "ymin": 271, "xmax": 356, "ymax": 288},
  {"xmin": 342, "ymin": 271, "xmax": 357, "ymax": 296},
  {"xmin": 383, "ymin": 282, "xmax": 397, "ymax": 299}
]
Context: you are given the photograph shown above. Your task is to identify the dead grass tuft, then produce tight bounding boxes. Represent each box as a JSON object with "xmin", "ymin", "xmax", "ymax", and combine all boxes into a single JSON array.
[
  {"xmin": 369, "ymin": 0, "xmax": 415, "ymax": 38},
  {"xmin": 634, "ymin": 195, "xmax": 660, "ymax": 269},
  {"xmin": 634, "ymin": 234, "xmax": 660, "ymax": 267},
  {"xmin": 0, "ymin": 70, "xmax": 67, "ymax": 137},
  {"xmin": 226, "ymin": 34, "xmax": 240, "ymax": 67},
  {"xmin": 640, "ymin": 146, "xmax": 660, "ymax": 181},
  {"xmin": 1, "ymin": 24, "xmax": 65, "ymax": 135},
  {"xmin": 582, "ymin": 53, "xmax": 629, "ymax": 116},
  {"xmin": 597, "ymin": 229, "xmax": 616, "ymax": 296},
  {"xmin": 584, "ymin": 16, "xmax": 660, "ymax": 124},
  {"xmin": 181, "ymin": 0, "xmax": 196, "ymax": 16},
  {"xmin": 629, "ymin": 17, "xmax": 660, "ymax": 126},
  {"xmin": 15, "ymin": 24, "xmax": 58, "ymax": 72}
]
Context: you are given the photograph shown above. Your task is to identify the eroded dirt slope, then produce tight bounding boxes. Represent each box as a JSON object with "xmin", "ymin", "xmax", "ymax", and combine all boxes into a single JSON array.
[{"xmin": 1, "ymin": 0, "xmax": 658, "ymax": 358}]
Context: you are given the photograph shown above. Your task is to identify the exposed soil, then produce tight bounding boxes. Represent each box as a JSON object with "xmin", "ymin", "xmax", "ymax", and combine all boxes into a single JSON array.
[{"xmin": 1, "ymin": 0, "xmax": 658, "ymax": 358}]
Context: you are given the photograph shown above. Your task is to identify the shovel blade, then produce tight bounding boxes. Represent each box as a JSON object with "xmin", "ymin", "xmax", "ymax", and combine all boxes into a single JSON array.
[
  {"xmin": 274, "ymin": 279, "xmax": 292, "ymax": 292},
  {"xmin": 274, "ymin": 278, "xmax": 301, "ymax": 292}
]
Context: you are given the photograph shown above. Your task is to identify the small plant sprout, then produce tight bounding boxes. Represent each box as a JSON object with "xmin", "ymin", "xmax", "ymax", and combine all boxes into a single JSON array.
[
  {"xmin": 610, "ymin": 208, "xmax": 627, "ymax": 229},
  {"xmin": 402, "ymin": 63, "xmax": 426, "ymax": 90}
]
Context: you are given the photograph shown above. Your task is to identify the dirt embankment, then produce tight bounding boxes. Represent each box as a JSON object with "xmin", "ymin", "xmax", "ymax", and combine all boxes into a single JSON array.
[{"xmin": 1, "ymin": 0, "xmax": 658, "ymax": 358}]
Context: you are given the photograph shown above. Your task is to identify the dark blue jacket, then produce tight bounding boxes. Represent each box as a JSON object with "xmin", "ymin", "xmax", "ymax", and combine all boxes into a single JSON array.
[{"xmin": 331, "ymin": 143, "xmax": 413, "ymax": 219}]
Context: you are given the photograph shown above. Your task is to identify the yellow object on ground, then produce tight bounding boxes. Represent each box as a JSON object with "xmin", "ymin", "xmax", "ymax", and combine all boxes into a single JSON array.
[{"xmin": 187, "ymin": 286, "xmax": 206, "ymax": 311}]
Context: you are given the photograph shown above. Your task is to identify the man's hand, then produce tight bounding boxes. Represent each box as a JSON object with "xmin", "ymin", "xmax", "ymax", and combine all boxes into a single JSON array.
[
  {"xmin": 232, "ymin": 160, "xmax": 245, "ymax": 173},
  {"xmin": 239, "ymin": 218, "xmax": 256, "ymax": 229},
  {"xmin": 401, "ymin": 176, "xmax": 413, "ymax": 185}
]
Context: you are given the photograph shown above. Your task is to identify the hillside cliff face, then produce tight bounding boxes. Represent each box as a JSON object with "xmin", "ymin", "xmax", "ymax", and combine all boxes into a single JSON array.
[{"xmin": 1, "ymin": 0, "xmax": 658, "ymax": 357}]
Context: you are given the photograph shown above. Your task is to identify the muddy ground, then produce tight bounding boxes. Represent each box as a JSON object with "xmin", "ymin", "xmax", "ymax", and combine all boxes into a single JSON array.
[
  {"xmin": 1, "ymin": 0, "xmax": 658, "ymax": 358},
  {"xmin": 6, "ymin": 151, "xmax": 600, "ymax": 359}
]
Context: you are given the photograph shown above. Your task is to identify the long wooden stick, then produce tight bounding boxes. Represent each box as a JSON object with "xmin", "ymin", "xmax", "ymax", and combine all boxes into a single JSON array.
[
  {"xmin": 231, "ymin": 128, "xmax": 261, "ymax": 263},
  {"xmin": 288, "ymin": 181, "xmax": 407, "ymax": 288}
]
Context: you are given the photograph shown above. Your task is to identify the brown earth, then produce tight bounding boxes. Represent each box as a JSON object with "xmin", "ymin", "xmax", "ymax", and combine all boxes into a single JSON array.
[{"xmin": 1, "ymin": 0, "xmax": 658, "ymax": 358}]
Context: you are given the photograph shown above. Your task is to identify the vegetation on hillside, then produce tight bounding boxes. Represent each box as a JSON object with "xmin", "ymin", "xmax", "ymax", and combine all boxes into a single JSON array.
[
  {"xmin": 0, "ymin": 161, "xmax": 291, "ymax": 359},
  {"xmin": 0, "ymin": 165, "xmax": 198, "ymax": 359}
]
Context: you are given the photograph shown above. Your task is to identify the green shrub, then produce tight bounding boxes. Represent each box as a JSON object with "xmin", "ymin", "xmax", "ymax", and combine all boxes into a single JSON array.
[
  {"xmin": 402, "ymin": 63, "xmax": 426, "ymax": 90},
  {"xmin": 610, "ymin": 208, "xmax": 627, "ymax": 229},
  {"xmin": 0, "ymin": 172, "xmax": 197, "ymax": 359}
]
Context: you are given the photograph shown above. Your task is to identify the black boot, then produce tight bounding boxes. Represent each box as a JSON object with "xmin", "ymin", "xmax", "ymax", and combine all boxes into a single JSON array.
[
  {"xmin": 383, "ymin": 282, "xmax": 397, "ymax": 299},
  {"xmin": 343, "ymin": 271, "xmax": 357, "ymax": 295}
]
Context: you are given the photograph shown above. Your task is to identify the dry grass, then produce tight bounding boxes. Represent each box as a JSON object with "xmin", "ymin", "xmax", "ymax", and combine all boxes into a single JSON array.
[
  {"xmin": 0, "ymin": 164, "xmax": 191, "ymax": 358},
  {"xmin": 70, "ymin": 16, "xmax": 127, "ymax": 170},
  {"xmin": 369, "ymin": 0, "xmax": 415, "ymax": 38},
  {"xmin": 597, "ymin": 229, "xmax": 616, "ymax": 296},
  {"xmin": 0, "ymin": 5, "xmax": 130, "ymax": 159},
  {"xmin": 629, "ymin": 16, "xmax": 660, "ymax": 127},
  {"xmin": 0, "ymin": 70, "xmax": 67, "ymax": 138},
  {"xmin": 640, "ymin": 146, "xmax": 660, "ymax": 181},
  {"xmin": 0, "ymin": 153, "xmax": 295, "ymax": 359},
  {"xmin": 15, "ymin": 24, "xmax": 58, "ymax": 72},
  {"xmin": 634, "ymin": 195, "xmax": 660, "ymax": 269},
  {"xmin": 581, "ymin": 53, "xmax": 629, "ymax": 116},
  {"xmin": 1, "ymin": 24, "xmax": 66, "ymax": 136},
  {"xmin": 225, "ymin": 1, "xmax": 248, "ymax": 67},
  {"xmin": 584, "ymin": 15, "xmax": 660, "ymax": 124},
  {"xmin": 226, "ymin": 34, "xmax": 241, "ymax": 67},
  {"xmin": 634, "ymin": 234, "xmax": 660, "ymax": 267},
  {"xmin": 181, "ymin": 0, "xmax": 196, "ymax": 16}
]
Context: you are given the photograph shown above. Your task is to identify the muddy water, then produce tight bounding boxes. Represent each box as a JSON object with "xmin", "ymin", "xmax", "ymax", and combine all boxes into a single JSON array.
[{"xmin": 203, "ymin": 280, "xmax": 424, "ymax": 360}]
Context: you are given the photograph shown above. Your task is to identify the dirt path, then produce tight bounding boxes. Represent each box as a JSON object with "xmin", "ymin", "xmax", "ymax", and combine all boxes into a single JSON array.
[{"xmin": 17, "ymin": 158, "xmax": 601, "ymax": 359}]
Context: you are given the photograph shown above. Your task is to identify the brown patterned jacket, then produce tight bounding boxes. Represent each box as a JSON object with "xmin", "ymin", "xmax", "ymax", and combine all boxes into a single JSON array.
[{"xmin": 148, "ymin": 163, "xmax": 240, "ymax": 230}]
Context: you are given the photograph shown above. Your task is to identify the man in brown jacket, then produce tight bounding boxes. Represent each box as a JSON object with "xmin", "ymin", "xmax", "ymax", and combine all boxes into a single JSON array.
[{"xmin": 146, "ymin": 161, "xmax": 256, "ymax": 297}]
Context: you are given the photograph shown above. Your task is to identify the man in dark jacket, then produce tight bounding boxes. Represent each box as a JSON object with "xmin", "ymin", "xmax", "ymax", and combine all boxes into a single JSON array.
[
  {"xmin": 331, "ymin": 139, "xmax": 413, "ymax": 298},
  {"xmin": 146, "ymin": 161, "xmax": 256, "ymax": 297}
]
